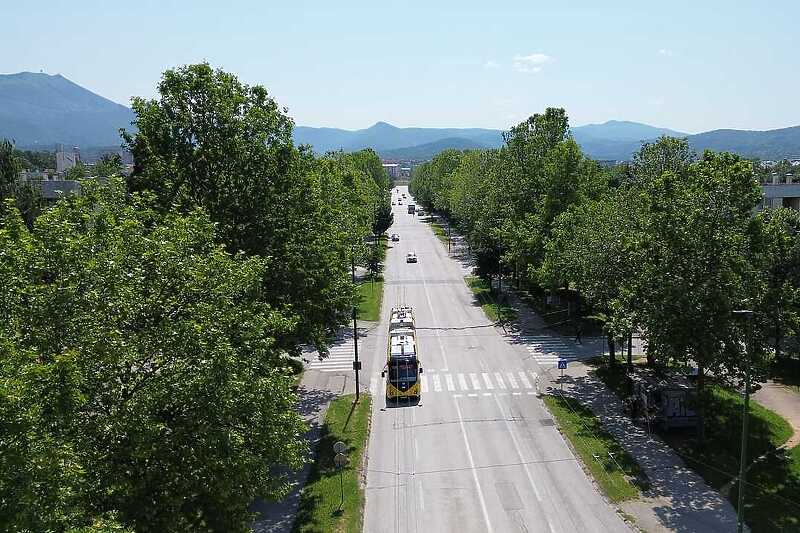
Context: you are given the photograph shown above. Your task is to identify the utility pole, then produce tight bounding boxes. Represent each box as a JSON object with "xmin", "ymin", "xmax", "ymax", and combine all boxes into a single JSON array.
[
  {"xmin": 733, "ymin": 309, "xmax": 753, "ymax": 533},
  {"xmin": 447, "ymin": 221, "xmax": 451, "ymax": 253},
  {"xmin": 352, "ymin": 251, "xmax": 361, "ymax": 401}
]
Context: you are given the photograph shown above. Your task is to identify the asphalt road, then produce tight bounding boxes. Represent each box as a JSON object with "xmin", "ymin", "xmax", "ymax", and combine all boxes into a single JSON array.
[{"xmin": 359, "ymin": 186, "xmax": 630, "ymax": 533}]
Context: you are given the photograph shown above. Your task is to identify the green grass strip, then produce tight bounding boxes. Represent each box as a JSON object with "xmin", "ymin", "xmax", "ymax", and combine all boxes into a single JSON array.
[
  {"xmin": 430, "ymin": 221, "xmax": 449, "ymax": 245},
  {"xmin": 543, "ymin": 394, "xmax": 649, "ymax": 502},
  {"xmin": 356, "ymin": 279, "xmax": 383, "ymax": 322},
  {"xmin": 293, "ymin": 394, "xmax": 372, "ymax": 533},
  {"xmin": 464, "ymin": 275, "xmax": 518, "ymax": 323}
]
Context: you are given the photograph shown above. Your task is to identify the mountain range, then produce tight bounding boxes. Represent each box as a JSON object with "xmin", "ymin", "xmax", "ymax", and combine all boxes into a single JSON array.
[{"xmin": 2, "ymin": 71, "xmax": 800, "ymax": 161}]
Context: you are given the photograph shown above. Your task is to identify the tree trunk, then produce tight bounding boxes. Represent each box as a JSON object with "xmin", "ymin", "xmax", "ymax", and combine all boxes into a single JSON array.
[
  {"xmin": 646, "ymin": 342, "xmax": 655, "ymax": 367},
  {"xmin": 608, "ymin": 335, "xmax": 616, "ymax": 366},
  {"xmin": 627, "ymin": 332, "xmax": 633, "ymax": 373},
  {"xmin": 775, "ymin": 319, "xmax": 782, "ymax": 360}
]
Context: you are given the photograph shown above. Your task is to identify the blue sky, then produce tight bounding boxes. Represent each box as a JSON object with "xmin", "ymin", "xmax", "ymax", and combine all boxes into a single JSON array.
[{"xmin": 3, "ymin": 0, "xmax": 799, "ymax": 133}]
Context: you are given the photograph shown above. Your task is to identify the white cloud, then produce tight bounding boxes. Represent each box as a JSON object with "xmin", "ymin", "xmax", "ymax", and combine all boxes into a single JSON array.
[
  {"xmin": 513, "ymin": 53, "xmax": 553, "ymax": 73},
  {"xmin": 484, "ymin": 60, "xmax": 500, "ymax": 69},
  {"xmin": 658, "ymin": 48, "xmax": 674, "ymax": 57}
]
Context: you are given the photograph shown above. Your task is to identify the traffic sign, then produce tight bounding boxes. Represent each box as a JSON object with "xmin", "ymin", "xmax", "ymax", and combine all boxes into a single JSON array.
[
  {"xmin": 334, "ymin": 453, "xmax": 349, "ymax": 467},
  {"xmin": 558, "ymin": 359, "xmax": 568, "ymax": 370},
  {"xmin": 333, "ymin": 441, "xmax": 347, "ymax": 454}
]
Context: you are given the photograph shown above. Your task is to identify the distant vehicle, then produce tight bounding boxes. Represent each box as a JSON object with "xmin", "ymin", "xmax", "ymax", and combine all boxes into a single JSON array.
[
  {"xmin": 402, "ymin": 193, "xmax": 406, "ymax": 198},
  {"xmin": 406, "ymin": 251, "xmax": 417, "ymax": 263},
  {"xmin": 391, "ymin": 234, "xmax": 400, "ymax": 242},
  {"xmin": 407, "ymin": 203, "xmax": 416, "ymax": 214},
  {"xmin": 416, "ymin": 208, "xmax": 425, "ymax": 216},
  {"xmin": 391, "ymin": 201, "xmax": 395, "ymax": 205}
]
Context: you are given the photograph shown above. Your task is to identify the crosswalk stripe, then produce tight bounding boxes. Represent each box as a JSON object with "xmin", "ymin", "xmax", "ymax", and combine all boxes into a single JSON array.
[
  {"xmin": 458, "ymin": 373, "xmax": 469, "ymax": 391},
  {"xmin": 494, "ymin": 372, "xmax": 506, "ymax": 389},
  {"xmin": 482, "ymin": 373, "xmax": 494, "ymax": 390},
  {"xmin": 433, "ymin": 374, "xmax": 442, "ymax": 392},
  {"xmin": 446, "ymin": 374, "xmax": 455, "ymax": 391},
  {"xmin": 518, "ymin": 371, "xmax": 532, "ymax": 389},
  {"xmin": 421, "ymin": 375, "xmax": 428, "ymax": 393},
  {"xmin": 469, "ymin": 373, "xmax": 482, "ymax": 390},
  {"xmin": 506, "ymin": 372, "xmax": 519, "ymax": 389},
  {"xmin": 310, "ymin": 360, "xmax": 352, "ymax": 367}
]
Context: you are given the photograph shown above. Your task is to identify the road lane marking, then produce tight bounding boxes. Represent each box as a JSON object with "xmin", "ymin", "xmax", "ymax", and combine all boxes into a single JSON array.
[
  {"xmin": 433, "ymin": 374, "xmax": 442, "ymax": 392},
  {"xmin": 518, "ymin": 371, "xmax": 533, "ymax": 389},
  {"xmin": 469, "ymin": 373, "xmax": 482, "ymax": 390},
  {"xmin": 491, "ymin": 394, "xmax": 553, "ymax": 533},
  {"xmin": 482, "ymin": 373, "xmax": 494, "ymax": 390},
  {"xmin": 483, "ymin": 392, "xmax": 492, "ymax": 397},
  {"xmin": 446, "ymin": 374, "xmax": 455, "ymax": 391},
  {"xmin": 420, "ymin": 375, "xmax": 428, "ymax": 393},
  {"xmin": 494, "ymin": 372, "xmax": 506, "ymax": 389},
  {"xmin": 506, "ymin": 372, "xmax": 519, "ymax": 389},
  {"xmin": 458, "ymin": 373, "xmax": 469, "ymax": 391}
]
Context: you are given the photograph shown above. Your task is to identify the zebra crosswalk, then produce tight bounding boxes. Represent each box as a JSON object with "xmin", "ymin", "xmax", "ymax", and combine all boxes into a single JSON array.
[
  {"xmin": 369, "ymin": 369, "xmax": 542, "ymax": 398},
  {"xmin": 517, "ymin": 334, "xmax": 594, "ymax": 366},
  {"xmin": 306, "ymin": 336, "xmax": 358, "ymax": 372}
]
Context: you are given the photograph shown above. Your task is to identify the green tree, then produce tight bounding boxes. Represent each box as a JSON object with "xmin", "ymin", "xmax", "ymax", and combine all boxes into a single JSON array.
[
  {"xmin": 93, "ymin": 153, "xmax": 124, "ymax": 177},
  {"xmin": 541, "ymin": 186, "xmax": 642, "ymax": 366},
  {"xmin": 123, "ymin": 63, "xmax": 359, "ymax": 349},
  {"xmin": 0, "ymin": 179, "xmax": 306, "ymax": 532},
  {"xmin": 753, "ymin": 207, "xmax": 800, "ymax": 359},
  {"xmin": 635, "ymin": 150, "xmax": 763, "ymax": 440},
  {"xmin": 0, "ymin": 139, "xmax": 21, "ymax": 202},
  {"xmin": 1, "ymin": 138, "xmax": 44, "ymax": 228},
  {"xmin": 65, "ymin": 161, "xmax": 90, "ymax": 180}
]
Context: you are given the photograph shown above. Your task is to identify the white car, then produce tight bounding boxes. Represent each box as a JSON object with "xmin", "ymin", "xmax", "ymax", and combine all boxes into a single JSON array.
[{"xmin": 406, "ymin": 251, "xmax": 417, "ymax": 263}]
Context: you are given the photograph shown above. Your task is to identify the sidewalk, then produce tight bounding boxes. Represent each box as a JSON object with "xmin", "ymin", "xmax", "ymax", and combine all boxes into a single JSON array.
[
  {"xmin": 250, "ymin": 367, "xmax": 358, "ymax": 532},
  {"xmin": 502, "ymin": 288, "xmax": 741, "ymax": 532},
  {"xmin": 753, "ymin": 380, "xmax": 800, "ymax": 448}
]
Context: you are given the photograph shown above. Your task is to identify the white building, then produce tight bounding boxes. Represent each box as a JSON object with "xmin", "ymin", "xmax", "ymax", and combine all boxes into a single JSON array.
[
  {"xmin": 382, "ymin": 163, "xmax": 400, "ymax": 178},
  {"xmin": 56, "ymin": 145, "xmax": 81, "ymax": 173}
]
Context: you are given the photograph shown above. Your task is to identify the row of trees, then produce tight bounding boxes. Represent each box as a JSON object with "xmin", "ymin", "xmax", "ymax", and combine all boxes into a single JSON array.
[
  {"xmin": 411, "ymin": 108, "xmax": 800, "ymax": 439},
  {"xmin": 0, "ymin": 63, "xmax": 393, "ymax": 531}
]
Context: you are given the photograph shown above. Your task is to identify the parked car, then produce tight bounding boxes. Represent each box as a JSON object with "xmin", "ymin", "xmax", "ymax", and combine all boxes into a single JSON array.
[
  {"xmin": 406, "ymin": 251, "xmax": 417, "ymax": 263},
  {"xmin": 391, "ymin": 234, "xmax": 400, "ymax": 242}
]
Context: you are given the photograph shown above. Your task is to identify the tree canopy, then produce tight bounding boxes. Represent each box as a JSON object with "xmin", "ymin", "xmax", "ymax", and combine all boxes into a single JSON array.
[{"xmin": 0, "ymin": 180, "xmax": 306, "ymax": 531}]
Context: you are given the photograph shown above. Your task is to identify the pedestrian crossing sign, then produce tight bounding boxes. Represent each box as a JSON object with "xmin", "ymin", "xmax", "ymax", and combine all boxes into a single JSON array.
[{"xmin": 558, "ymin": 359, "xmax": 568, "ymax": 369}]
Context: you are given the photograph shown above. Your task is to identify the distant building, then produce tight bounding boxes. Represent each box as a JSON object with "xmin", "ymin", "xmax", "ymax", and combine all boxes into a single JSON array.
[
  {"xmin": 56, "ymin": 144, "xmax": 81, "ymax": 173},
  {"xmin": 761, "ymin": 173, "xmax": 800, "ymax": 210},
  {"xmin": 382, "ymin": 163, "xmax": 400, "ymax": 178}
]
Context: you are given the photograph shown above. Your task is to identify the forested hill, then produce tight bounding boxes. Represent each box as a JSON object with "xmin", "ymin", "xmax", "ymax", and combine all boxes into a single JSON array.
[
  {"xmin": 688, "ymin": 126, "xmax": 800, "ymax": 160},
  {"xmin": 1, "ymin": 72, "xmax": 799, "ymax": 160},
  {"xmin": 0, "ymin": 72, "xmax": 135, "ymax": 147}
]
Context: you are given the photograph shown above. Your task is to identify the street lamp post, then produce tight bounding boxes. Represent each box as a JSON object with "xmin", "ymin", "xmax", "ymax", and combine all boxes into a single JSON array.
[
  {"xmin": 733, "ymin": 309, "xmax": 754, "ymax": 533},
  {"xmin": 352, "ymin": 251, "xmax": 361, "ymax": 401}
]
